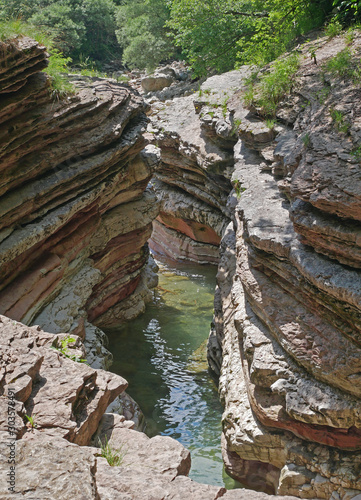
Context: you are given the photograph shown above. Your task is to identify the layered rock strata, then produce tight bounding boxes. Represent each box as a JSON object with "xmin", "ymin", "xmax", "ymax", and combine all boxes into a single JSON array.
[
  {"xmin": 0, "ymin": 37, "xmax": 159, "ymax": 346},
  {"xmin": 0, "ymin": 36, "xmax": 302, "ymax": 500},
  {"xmin": 147, "ymin": 71, "xmax": 251, "ymax": 264},
  {"xmin": 208, "ymin": 34, "xmax": 361, "ymax": 498}
]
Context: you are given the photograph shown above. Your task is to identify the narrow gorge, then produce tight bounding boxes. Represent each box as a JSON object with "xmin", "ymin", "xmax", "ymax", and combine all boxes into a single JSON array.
[{"xmin": 0, "ymin": 31, "xmax": 361, "ymax": 500}]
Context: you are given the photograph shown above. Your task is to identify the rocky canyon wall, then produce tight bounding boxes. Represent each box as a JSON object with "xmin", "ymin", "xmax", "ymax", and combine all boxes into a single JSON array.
[
  {"xmin": 148, "ymin": 34, "xmax": 361, "ymax": 499},
  {"xmin": 146, "ymin": 71, "xmax": 247, "ymax": 264},
  {"xmin": 208, "ymin": 36, "xmax": 361, "ymax": 499},
  {"xmin": 0, "ymin": 36, "xmax": 304, "ymax": 500},
  {"xmin": 0, "ymin": 37, "xmax": 160, "ymax": 351},
  {"xmin": 2, "ymin": 31, "xmax": 361, "ymax": 500}
]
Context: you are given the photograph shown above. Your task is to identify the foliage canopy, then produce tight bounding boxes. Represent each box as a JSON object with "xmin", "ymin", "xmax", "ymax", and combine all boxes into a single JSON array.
[
  {"xmin": 115, "ymin": 0, "xmax": 178, "ymax": 70},
  {"xmin": 0, "ymin": 0, "xmax": 352, "ymax": 76},
  {"xmin": 0, "ymin": 0, "xmax": 120, "ymax": 62},
  {"xmin": 168, "ymin": 0, "xmax": 333, "ymax": 75}
]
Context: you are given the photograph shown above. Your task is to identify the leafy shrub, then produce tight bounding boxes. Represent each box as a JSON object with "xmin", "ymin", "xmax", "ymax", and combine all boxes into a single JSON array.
[
  {"xmin": 168, "ymin": 0, "xmax": 332, "ymax": 76},
  {"xmin": 244, "ymin": 53, "xmax": 300, "ymax": 116},
  {"xmin": 332, "ymin": 0, "xmax": 361, "ymax": 24},
  {"xmin": 325, "ymin": 19, "xmax": 343, "ymax": 38},
  {"xmin": 115, "ymin": 0, "xmax": 177, "ymax": 71},
  {"xmin": 0, "ymin": 0, "xmax": 120, "ymax": 63}
]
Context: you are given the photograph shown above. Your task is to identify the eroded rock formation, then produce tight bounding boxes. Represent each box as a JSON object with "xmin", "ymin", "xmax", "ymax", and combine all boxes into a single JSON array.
[
  {"xmin": 2, "ymin": 30, "xmax": 361, "ymax": 500},
  {"xmin": 0, "ymin": 35, "xmax": 301, "ymax": 500},
  {"xmin": 147, "ymin": 71, "xmax": 248, "ymax": 264},
  {"xmin": 0, "ymin": 315, "xmax": 302, "ymax": 499},
  {"xmin": 0, "ymin": 37, "xmax": 159, "ymax": 347},
  {"xmin": 207, "ymin": 34, "xmax": 361, "ymax": 499}
]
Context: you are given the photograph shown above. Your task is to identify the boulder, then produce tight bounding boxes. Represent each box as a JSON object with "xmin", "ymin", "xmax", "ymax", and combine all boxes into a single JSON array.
[{"xmin": 141, "ymin": 73, "xmax": 175, "ymax": 92}]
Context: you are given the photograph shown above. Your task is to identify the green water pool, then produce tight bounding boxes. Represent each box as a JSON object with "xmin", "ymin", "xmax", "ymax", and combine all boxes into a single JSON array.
[{"xmin": 106, "ymin": 256, "xmax": 241, "ymax": 489}]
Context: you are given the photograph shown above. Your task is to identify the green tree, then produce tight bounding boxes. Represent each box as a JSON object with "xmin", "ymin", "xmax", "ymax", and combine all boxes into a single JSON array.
[
  {"xmin": 0, "ymin": 0, "xmax": 120, "ymax": 62},
  {"xmin": 168, "ymin": 0, "xmax": 333, "ymax": 76},
  {"xmin": 29, "ymin": 1, "xmax": 86, "ymax": 56},
  {"xmin": 115, "ymin": 0, "xmax": 177, "ymax": 70},
  {"xmin": 79, "ymin": 0, "xmax": 119, "ymax": 60}
]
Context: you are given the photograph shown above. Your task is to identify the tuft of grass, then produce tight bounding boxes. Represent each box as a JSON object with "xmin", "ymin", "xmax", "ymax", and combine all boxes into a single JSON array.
[
  {"xmin": 51, "ymin": 335, "xmax": 88, "ymax": 364},
  {"xmin": 325, "ymin": 48, "xmax": 351, "ymax": 77},
  {"xmin": 324, "ymin": 48, "xmax": 361, "ymax": 84},
  {"xmin": 244, "ymin": 54, "xmax": 300, "ymax": 117},
  {"xmin": 345, "ymin": 27, "xmax": 356, "ymax": 45},
  {"xmin": 222, "ymin": 99, "xmax": 228, "ymax": 118},
  {"xmin": 302, "ymin": 132, "xmax": 311, "ymax": 147},
  {"xmin": 231, "ymin": 117, "xmax": 242, "ymax": 136},
  {"xmin": 0, "ymin": 19, "xmax": 74, "ymax": 99},
  {"xmin": 75, "ymin": 55, "xmax": 108, "ymax": 79},
  {"xmin": 265, "ymin": 118, "xmax": 276, "ymax": 130},
  {"xmin": 24, "ymin": 414, "xmax": 37, "ymax": 430},
  {"xmin": 329, "ymin": 107, "xmax": 350, "ymax": 134},
  {"xmin": 99, "ymin": 437, "xmax": 126, "ymax": 467}
]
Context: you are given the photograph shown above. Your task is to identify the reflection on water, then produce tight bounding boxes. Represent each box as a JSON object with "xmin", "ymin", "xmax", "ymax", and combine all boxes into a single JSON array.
[{"xmin": 106, "ymin": 256, "xmax": 241, "ymax": 488}]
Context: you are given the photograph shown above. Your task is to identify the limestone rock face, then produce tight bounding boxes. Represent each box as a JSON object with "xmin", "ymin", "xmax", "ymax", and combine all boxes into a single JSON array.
[
  {"xmin": 148, "ymin": 69, "xmax": 252, "ymax": 264},
  {"xmin": 0, "ymin": 315, "xmax": 127, "ymax": 444},
  {"xmin": 141, "ymin": 73, "xmax": 175, "ymax": 92},
  {"xmin": 209, "ymin": 34, "xmax": 361, "ymax": 499},
  {"xmin": 0, "ymin": 37, "xmax": 160, "ymax": 344},
  {"xmin": 0, "ymin": 316, "xmax": 302, "ymax": 500}
]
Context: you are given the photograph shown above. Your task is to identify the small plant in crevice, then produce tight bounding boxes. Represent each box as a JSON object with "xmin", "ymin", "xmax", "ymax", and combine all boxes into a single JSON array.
[
  {"xmin": 243, "ymin": 86, "xmax": 255, "ymax": 107},
  {"xmin": 351, "ymin": 145, "xmax": 361, "ymax": 161},
  {"xmin": 309, "ymin": 47, "xmax": 317, "ymax": 65},
  {"xmin": 232, "ymin": 179, "xmax": 246, "ymax": 199},
  {"xmin": 51, "ymin": 336, "xmax": 88, "ymax": 364},
  {"xmin": 24, "ymin": 414, "xmax": 37, "ymax": 430},
  {"xmin": 99, "ymin": 437, "xmax": 127, "ymax": 467},
  {"xmin": 231, "ymin": 118, "xmax": 242, "ymax": 136},
  {"xmin": 265, "ymin": 118, "xmax": 276, "ymax": 130},
  {"xmin": 329, "ymin": 107, "xmax": 350, "ymax": 134},
  {"xmin": 221, "ymin": 96, "xmax": 229, "ymax": 118},
  {"xmin": 302, "ymin": 132, "xmax": 311, "ymax": 148}
]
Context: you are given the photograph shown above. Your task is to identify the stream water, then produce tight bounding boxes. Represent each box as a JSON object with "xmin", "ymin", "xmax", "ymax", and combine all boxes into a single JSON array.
[{"xmin": 106, "ymin": 256, "xmax": 241, "ymax": 489}]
